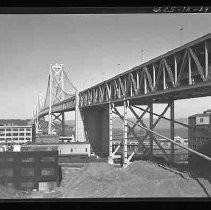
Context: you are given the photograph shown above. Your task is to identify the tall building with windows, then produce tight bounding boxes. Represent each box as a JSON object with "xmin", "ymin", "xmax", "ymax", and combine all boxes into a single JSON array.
[
  {"xmin": 188, "ymin": 109, "xmax": 211, "ymax": 151},
  {"xmin": 0, "ymin": 125, "xmax": 35, "ymax": 144}
]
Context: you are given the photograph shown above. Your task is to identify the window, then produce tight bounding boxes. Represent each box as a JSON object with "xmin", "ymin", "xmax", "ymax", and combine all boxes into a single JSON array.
[
  {"xmin": 26, "ymin": 133, "xmax": 31, "ymax": 136},
  {"xmin": 20, "ymin": 128, "xmax": 25, "ymax": 131},
  {"xmin": 6, "ymin": 129, "xmax": 11, "ymax": 131},
  {"xmin": 0, "ymin": 129, "xmax": 4, "ymax": 132},
  {"xmin": 0, "ymin": 133, "xmax": 4, "ymax": 136},
  {"xmin": 21, "ymin": 157, "xmax": 35, "ymax": 163},
  {"xmin": 13, "ymin": 138, "xmax": 18, "ymax": 140},
  {"xmin": 6, "ymin": 157, "xmax": 13, "ymax": 162},
  {"xmin": 41, "ymin": 157, "xmax": 55, "ymax": 162},
  {"xmin": 26, "ymin": 128, "xmax": 31, "ymax": 131},
  {"xmin": 21, "ymin": 182, "xmax": 34, "ymax": 188},
  {"xmin": 26, "ymin": 138, "xmax": 31, "ymax": 140},
  {"xmin": 21, "ymin": 168, "xmax": 34, "ymax": 176},
  {"xmin": 0, "ymin": 168, "xmax": 14, "ymax": 177},
  {"xmin": 19, "ymin": 133, "xmax": 24, "ymax": 136},
  {"xmin": 13, "ymin": 133, "xmax": 18, "ymax": 136},
  {"xmin": 41, "ymin": 168, "xmax": 55, "ymax": 176},
  {"xmin": 19, "ymin": 138, "xmax": 24, "ymax": 140},
  {"xmin": 71, "ymin": 148, "xmax": 73, "ymax": 152},
  {"xmin": 6, "ymin": 133, "xmax": 11, "ymax": 136},
  {"xmin": 85, "ymin": 148, "xmax": 88, "ymax": 152}
]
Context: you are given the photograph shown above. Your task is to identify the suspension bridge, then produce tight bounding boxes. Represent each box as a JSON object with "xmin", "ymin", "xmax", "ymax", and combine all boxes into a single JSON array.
[{"xmin": 34, "ymin": 33, "xmax": 211, "ymax": 166}]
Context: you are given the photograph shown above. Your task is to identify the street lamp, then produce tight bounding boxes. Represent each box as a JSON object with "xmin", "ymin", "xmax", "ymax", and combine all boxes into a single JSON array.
[
  {"xmin": 141, "ymin": 49, "xmax": 144, "ymax": 63},
  {"xmin": 180, "ymin": 26, "xmax": 184, "ymax": 46}
]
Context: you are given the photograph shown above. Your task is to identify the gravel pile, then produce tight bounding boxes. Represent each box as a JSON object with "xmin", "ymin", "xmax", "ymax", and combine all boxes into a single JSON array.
[
  {"xmin": 0, "ymin": 185, "xmax": 29, "ymax": 199},
  {"xmin": 59, "ymin": 161, "xmax": 210, "ymax": 198}
]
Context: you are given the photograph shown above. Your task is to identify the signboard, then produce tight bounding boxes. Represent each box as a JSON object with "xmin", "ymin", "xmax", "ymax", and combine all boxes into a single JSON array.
[{"xmin": 196, "ymin": 116, "xmax": 210, "ymax": 125}]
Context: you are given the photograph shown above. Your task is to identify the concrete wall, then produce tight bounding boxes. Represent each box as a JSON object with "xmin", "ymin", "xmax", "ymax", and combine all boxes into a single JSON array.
[{"xmin": 82, "ymin": 106, "xmax": 109, "ymax": 157}]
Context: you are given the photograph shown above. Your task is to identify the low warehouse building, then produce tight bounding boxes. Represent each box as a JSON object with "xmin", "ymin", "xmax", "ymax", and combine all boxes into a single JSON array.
[{"xmin": 0, "ymin": 151, "xmax": 62, "ymax": 192}]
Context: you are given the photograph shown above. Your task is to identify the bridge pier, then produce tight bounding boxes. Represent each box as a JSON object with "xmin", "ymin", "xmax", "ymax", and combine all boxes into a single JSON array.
[
  {"xmin": 108, "ymin": 102, "xmax": 113, "ymax": 164},
  {"xmin": 170, "ymin": 100, "xmax": 175, "ymax": 162},
  {"xmin": 149, "ymin": 103, "xmax": 154, "ymax": 160},
  {"xmin": 83, "ymin": 106, "xmax": 109, "ymax": 157},
  {"xmin": 61, "ymin": 112, "xmax": 65, "ymax": 136},
  {"xmin": 75, "ymin": 92, "xmax": 86, "ymax": 142}
]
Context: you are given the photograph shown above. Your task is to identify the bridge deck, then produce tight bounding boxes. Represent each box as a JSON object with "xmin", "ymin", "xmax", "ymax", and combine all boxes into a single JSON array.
[
  {"xmin": 79, "ymin": 33, "xmax": 211, "ymax": 108},
  {"xmin": 39, "ymin": 33, "xmax": 211, "ymax": 116}
]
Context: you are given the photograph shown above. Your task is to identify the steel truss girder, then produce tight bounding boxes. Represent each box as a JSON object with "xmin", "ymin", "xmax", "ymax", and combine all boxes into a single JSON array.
[
  {"xmin": 128, "ymin": 104, "xmax": 170, "ymax": 161},
  {"xmin": 79, "ymin": 35, "xmax": 211, "ymax": 108},
  {"xmin": 131, "ymin": 104, "xmax": 190, "ymax": 129},
  {"xmin": 112, "ymin": 103, "xmax": 151, "ymax": 156},
  {"xmin": 110, "ymin": 100, "xmax": 141, "ymax": 166},
  {"xmin": 110, "ymin": 100, "xmax": 177, "ymax": 162}
]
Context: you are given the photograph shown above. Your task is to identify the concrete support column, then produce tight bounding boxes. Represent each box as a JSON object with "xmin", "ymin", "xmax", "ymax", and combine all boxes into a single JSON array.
[
  {"xmin": 61, "ymin": 112, "xmax": 65, "ymax": 136},
  {"xmin": 188, "ymin": 52, "xmax": 192, "ymax": 85},
  {"xmin": 149, "ymin": 103, "xmax": 153, "ymax": 159},
  {"xmin": 75, "ymin": 91, "xmax": 86, "ymax": 142},
  {"xmin": 170, "ymin": 100, "xmax": 175, "ymax": 162},
  {"xmin": 205, "ymin": 41, "xmax": 208, "ymax": 79},
  {"xmin": 83, "ymin": 106, "xmax": 109, "ymax": 157},
  {"xmin": 123, "ymin": 100, "xmax": 128, "ymax": 166},
  {"xmin": 108, "ymin": 102, "xmax": 113, "ymax": 164}
]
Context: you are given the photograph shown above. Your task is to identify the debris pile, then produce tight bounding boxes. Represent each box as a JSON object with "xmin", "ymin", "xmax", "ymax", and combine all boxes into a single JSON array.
[
  {"xmin": 59, "ymin": 161, "xmax": 210, "ymax": 198},
  {"xmin": 1, "ymin": 160, "xmax": 210, "ymax": 198},
  {"xmin": 0, "ymin": 185, "xmax": 29, "ymax": 199}
]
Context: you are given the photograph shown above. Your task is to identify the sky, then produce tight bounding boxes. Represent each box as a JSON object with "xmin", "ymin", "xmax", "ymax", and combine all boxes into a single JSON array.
[{"xmin": 1, "ymin": 13, "xmax": 211, "ymax": 119}]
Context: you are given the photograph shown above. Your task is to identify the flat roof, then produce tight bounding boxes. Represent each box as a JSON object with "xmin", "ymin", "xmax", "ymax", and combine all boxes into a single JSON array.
[
  {"xmin": 29, "ymin": 142, "xmax": 90, "ymax": 145},
  {"xmin": 0, "ymin": 125, "xmax": 32, "ymax": 128},
  {"xmin": 189, "ymin": 113, "xmax": 211, "ymax": 118}
]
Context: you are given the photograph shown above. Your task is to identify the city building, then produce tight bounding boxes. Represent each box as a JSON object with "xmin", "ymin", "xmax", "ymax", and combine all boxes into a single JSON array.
[
  {"xmin": 0, "ymin": 125, "xmax": 35, "ymax": 145},
  {"xmin": 25, "ymin": 142, "xmax": 91, "ymax": 156},
  {"xmin": 59, "ymin": 134, "xmax": 75, "ymax": 143},
  {"xmin": 188, "ymin": 109, "xmax": 211, "ymax": 151},
  {"xmin": 0, "ymin": 151, "xmax": 62, "ymax": 191}
]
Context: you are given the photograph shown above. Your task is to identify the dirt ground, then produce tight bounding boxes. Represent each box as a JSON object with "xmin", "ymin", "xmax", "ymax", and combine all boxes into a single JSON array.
[{"xmin": 1, "ymin": 160, "xmax": 210, "ymax": 198}]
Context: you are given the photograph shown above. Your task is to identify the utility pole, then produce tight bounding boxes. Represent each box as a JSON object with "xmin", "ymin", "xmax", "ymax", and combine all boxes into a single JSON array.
[
  {"xmin": 141, "ymin": 49, "xmax": 144, "ymax": 63},
  {"xmin": 180, "ymin": 26, "xmax": 184, "ymax": 46}
]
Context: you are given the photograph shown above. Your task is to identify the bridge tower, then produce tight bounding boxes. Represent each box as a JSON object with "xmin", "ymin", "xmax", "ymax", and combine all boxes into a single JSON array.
[
  {"xmin": 37, "ymin": 63, "xmax": 86, "ymax": 141},
  {"xmin": 48, "ymin": 63, "xmax": 64, "ymax": 135}
]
